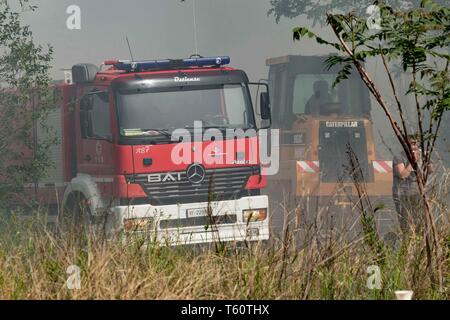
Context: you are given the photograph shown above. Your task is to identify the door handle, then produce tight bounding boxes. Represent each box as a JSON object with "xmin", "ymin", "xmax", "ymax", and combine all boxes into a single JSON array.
[{"xmin": 84, "ymin": 154, "xmax": 92, "ymax": 162}]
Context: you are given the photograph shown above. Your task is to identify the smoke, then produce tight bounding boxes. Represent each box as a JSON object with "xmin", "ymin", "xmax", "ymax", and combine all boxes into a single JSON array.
[{"xmin": 19, "ymin": 0, "xmax": 329, "ymax": 79}]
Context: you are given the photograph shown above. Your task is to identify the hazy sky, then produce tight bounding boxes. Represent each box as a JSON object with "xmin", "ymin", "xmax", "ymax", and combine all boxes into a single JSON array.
[{"xmin": 19, "ymin": 0, "xmax": 329, "ymax": 81}]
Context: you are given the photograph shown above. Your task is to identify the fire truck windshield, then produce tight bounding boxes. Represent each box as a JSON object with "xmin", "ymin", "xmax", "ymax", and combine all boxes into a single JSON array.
[{"xmin": 116, "ymin": 84, "xmax": 255, "ymax": 138}]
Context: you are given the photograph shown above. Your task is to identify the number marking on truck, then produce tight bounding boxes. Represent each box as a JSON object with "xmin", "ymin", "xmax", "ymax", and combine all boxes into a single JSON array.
[{"xmin": 136, "ymin": 146, "xmax": 151, "ymax": 154}]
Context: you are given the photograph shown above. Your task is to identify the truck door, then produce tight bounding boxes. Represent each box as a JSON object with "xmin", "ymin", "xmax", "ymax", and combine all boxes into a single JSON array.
[{"xmin": 76, "ymin": 86, "xmax": 115, "ymax": 180}]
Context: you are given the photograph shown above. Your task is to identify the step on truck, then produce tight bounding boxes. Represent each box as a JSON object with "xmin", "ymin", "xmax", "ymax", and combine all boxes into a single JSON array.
[{"xmin": 23, "ymin": 55, "xmax": 272, "ymax": 245}]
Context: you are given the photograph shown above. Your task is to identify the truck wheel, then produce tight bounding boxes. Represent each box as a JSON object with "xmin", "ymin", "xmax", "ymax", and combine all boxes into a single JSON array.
[{"xmin": 59, "ymin": 192, "xmax": 93, "ymax": 235}]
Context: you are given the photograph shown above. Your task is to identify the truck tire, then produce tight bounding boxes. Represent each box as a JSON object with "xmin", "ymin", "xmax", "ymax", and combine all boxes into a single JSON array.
[{"xmin": 59, "ymin": 192, "xmax": 93, "ymax": 236}]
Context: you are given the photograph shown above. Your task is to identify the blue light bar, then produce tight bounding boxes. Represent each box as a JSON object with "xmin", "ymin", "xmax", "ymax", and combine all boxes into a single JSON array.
[{"xmin": 114, "ymin": 56, "xmax": 230, "ymax": 72}]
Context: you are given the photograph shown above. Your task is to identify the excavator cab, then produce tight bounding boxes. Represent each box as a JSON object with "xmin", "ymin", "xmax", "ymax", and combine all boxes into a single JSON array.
[{"xmin": 267, "ymin": 55, "xmax": 371, "ymax": 129}]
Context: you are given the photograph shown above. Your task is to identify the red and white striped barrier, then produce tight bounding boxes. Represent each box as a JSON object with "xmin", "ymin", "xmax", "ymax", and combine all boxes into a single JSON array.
[
  {"xmin": 372, "ymin": 160, "xmax": 393, "ymax": 173},
  {"xmin": 297, "ymin": 160, "xmax": 393, "ymax": 174},
  {"xmin": 297, "ymin": 161, "xmax": 320, "ymax": 173}
]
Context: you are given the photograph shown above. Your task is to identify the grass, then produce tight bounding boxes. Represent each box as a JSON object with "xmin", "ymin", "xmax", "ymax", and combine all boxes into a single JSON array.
[
  {"xmin": 0, "ymin": 206, "xmax": 447, "ymax": 300},
  {"xmin": 0, "ymin": 169, "xmax": 448, "ymax": 300}
]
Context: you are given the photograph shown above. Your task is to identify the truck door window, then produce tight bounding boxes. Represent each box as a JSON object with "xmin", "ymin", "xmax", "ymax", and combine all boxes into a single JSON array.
[
  {"xmin": 80, "ymin": 90, "xmax": 111, "ymax": 140},
  {"xmin": 223, "ymin": 85, "xmax": 247, "ymax": 125}
]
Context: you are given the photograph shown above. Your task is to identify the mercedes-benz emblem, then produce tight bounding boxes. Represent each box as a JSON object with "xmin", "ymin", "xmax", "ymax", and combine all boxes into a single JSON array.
[{"xmin": 186, "ymin": 163, "xmax": 206, "ymax": 184}]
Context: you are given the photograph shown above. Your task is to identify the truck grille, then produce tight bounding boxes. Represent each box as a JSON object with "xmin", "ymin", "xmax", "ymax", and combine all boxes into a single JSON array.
[{"xmin": 130, "ymin": 166, "xmax": 258, "ymax": 206}]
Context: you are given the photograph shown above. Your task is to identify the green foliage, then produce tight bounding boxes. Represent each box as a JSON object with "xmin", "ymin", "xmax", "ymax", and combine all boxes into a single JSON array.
[
  {"xmin": 269, "ymin": 0, "xmax": 447, "ymax": 25},
  {"xmin": 0, "ymin": 1, "xmax": 54, "ymax": 207}
]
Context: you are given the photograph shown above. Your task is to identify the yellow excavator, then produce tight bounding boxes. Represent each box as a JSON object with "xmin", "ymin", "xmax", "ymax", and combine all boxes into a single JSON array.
[{"xmin": 265, "ymin": 55, "xmax": 394, "ymax": 236}]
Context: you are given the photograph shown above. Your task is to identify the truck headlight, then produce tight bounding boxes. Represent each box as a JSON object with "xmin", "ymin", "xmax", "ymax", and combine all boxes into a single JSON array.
[
  {"xmin": 123, "ymin": 218, "xmax": 154, "ymax": 232},
  {"xmin": 243, "ymin": 209, "xmax": 267, "ymax": 222}
]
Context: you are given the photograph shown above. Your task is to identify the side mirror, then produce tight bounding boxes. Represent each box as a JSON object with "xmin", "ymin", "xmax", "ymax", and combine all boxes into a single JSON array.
[
  {"xmin": 248, "ymin": 81, "xmax": 271, "ymax": 129},
  {"xmin": 260, "ymin": 92, "xmax": 271, "ymax": 121}
]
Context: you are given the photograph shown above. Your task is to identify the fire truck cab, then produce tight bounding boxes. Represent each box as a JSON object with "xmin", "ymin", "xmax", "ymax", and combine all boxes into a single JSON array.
[{"xmin": 35, "ymin": 56, "xmax": 271, "ymax": 245}]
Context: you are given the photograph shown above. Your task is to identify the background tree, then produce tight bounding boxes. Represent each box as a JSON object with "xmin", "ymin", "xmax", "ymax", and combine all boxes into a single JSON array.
[
  {"xmin": 0, "ymin": 0, "xmax": 54, "ymax": 208},
  {"xmin": 268, "ymin": 0, "xmax": 446, "ymax": 25},
  {"xmin": 292, "ymin": 0, "xmax": 449, "ymax": 290}
]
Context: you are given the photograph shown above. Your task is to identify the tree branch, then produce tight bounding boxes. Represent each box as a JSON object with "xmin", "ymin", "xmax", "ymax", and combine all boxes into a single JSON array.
[
  {"xmin": 328, "ymin": 15, "xmax": 413, "ymax": 162},
  {"xmin": 380, "ymin": 46, "xmax": 411, "ymax": 144},
  {"xmin": 412, "ymin": 61, "xmax": 426, "ymax": 167}
]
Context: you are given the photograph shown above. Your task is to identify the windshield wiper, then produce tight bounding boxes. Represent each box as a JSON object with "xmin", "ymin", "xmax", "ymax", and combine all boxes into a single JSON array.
[
  {"xmin": 142, "ymin": 128, "xmax": 173, "ymax": 139},
  {"xmin": 121, "ymin": 128, "xmax": 173, "ymax": 139},
  {"xmin": 184, "ymin": 125, "xmax": 229, "ymax": 130},
  {"xmin": 184, "ymin": 124, "xmax": 255, "ymax": 131}
]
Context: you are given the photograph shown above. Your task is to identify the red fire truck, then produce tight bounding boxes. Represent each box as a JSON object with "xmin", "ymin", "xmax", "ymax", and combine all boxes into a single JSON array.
[{"xmin": 29, "ymin": 56, "xmax": 271, "ymax": 245}]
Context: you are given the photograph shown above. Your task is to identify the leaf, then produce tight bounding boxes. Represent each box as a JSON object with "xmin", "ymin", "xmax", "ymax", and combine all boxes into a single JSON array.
[
  {"xmin": 374, "ymin": 203, "xmax": 385, "ymax": 213},
  {"xmin": 293, "ymin": 26, "xmax": 343, "ymax": 51},
  {"xmin": 331, "ymin": 64, "xmax": 354, "ymax": 88},
  {"xmin": 421, "ymin": 0, "xmax": 432, "ymax": 8}
]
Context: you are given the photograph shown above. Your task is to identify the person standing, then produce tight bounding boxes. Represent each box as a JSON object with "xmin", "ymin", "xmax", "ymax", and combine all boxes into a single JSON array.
[{"xmin": 393, "ymin": 135, "xmax": 423, "ymax": 234}]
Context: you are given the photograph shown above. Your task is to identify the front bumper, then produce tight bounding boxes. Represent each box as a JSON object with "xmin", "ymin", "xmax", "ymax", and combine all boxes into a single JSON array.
[{"xmin": 111, "ymin": 196, "xmax": 269, "ymax": 245}]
